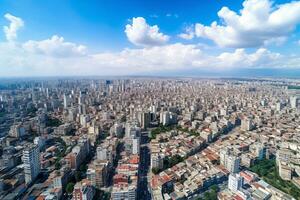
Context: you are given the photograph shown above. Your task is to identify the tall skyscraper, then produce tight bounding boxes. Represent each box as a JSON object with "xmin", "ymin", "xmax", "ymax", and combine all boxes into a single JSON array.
[
  {"xmin": 22, "ymin": 145, "xmax": 40, "ymax": 185},
  {"xmin": 138, "ymin": 112, "xmax": 150, "ymax": 130},
  {"xmin": 160, "ymin": 111, "xmax": 170, "ymax": 126},
  {"xmin": 63, "ymin": 93, "xmax": 69, "ymax": 109}
]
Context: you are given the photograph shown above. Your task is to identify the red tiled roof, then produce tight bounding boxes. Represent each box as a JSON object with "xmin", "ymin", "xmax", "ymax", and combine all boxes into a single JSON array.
[
  {"xmin": 129, "ymin": 155, "xmax": 140, "ymax": 164},
  {"xmin": 234, "ymin": 195, "xmax": 244, "ymax": 200}
]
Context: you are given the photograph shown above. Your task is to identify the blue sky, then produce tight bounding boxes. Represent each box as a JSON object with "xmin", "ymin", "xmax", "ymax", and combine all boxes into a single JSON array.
[
  {"xmin": 0, "ymin": 0, "xmax": 300, "ymax": 76},
  {"xmin": 0, "ymin": 0, "xmax": 244, "ymax": 51}
]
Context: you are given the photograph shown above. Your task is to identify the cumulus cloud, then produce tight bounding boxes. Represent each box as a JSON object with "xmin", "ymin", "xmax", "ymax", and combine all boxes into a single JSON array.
[
  {"xmin": 1, "ymin": 13, "xmax": 300, "ymax": 76},
  {"xmin": 93, "ymin": 43, "xmax": 203, "ymax": 71},
  {"xmin": 125, "ymin": 17, "xmax": 170, "ymax": 47},
  {"xmin": 3, "ymin": 13, "xmax": 24, "ymax": 42},
  {"xmin": 96, "ymin": 45, "xmax": 284, "ymax": 71},
  {"xmin": 191, "ymin": 0, "xmax": 300, "ymax": 48},
  {"xmin": 215, "ymin": 48, "xmax": 281, "ymax": 68},
  {"xmin": 22, "ymin": 35, "xmax": 87, "ymax": 57}
]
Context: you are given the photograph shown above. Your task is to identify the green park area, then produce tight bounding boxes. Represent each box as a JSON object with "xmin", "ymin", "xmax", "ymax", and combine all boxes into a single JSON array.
[
  {"xmin": 150, "ymin": 124, "xmax": 174, "ymax": 140},
  {"xmin": 46, "ymin": 117, "xmax": 63, "ymax": 127},
  {"xmin": 150, "ymin": 124, "xmax": 199, "ymax": 140},
  {"xmin": 196, "ymin": 185, "xmax": 218, "ymax": 200},
  {"xmin": 250, "ymin": 159, "xmax": 300, "ymax": 200}
]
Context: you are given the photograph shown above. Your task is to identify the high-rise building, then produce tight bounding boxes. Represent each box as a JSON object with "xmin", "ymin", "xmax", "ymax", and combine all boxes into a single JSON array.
[
  {"xmin": 276, "ymin": 102, "xmax": 283, "ymax": 111},
  {"xmin": 260, "ymin": 99, "xmax": 267, "ymax": 107},
  {"xmin": 228, "ymin": 173, "xmax": 244, "ymax": 192},
  {"xmin": 132, "ymin": 138, "xmax": 140, "ymax": 155},
  {"xmin": 220, "ymin": 148, "xmax": 240, "ymax": 173},
  {"xmin": 112, "ymin": 184, "xmax": 136, "ymax": 200},
  {"xmin": 251, "ymin": 143, "xmax": 266, "ymax": 160},
  {"xmin": 138, "ymin": 112, "xmax": 150, "ymax": 130},
  {"xmin": 226, "ymin": 155, "xmax": 241, "ymax": 173},
  {"xmin": 125, "ymin": 122, "xmax": 141, "ymax": 138},
  {"xmin": 160, "ymin": 111, "xmax": 177, "ymax": 126},
  {"xmin": 63, "ymin": 94, "xmax": 69, "ymax": 109},
  {"xmin": 34, "ymin": 136, "xmax": 46, "ymax": 150},
  {"xmin": 87, "ymin": 160, "xmax": 108, "ymax": 188},
  {"xmin": 65, "ymin": 137, "xmax": 91, "ymax": 170},
  {"xmin": 149, "ymin": 105, "xmax": 156, "ymax": 113},
  {"xmin": 23, "ymin": 145, "xmax": 40, "ymax": 185},
  {"xmin": 278, "ymin": 162, "xmax": 292, "ymax": 181},
  {"xmin": 9, "ymin": 123, "xmax": 26, "ymax": 138},
  {"xmin": 110, "ymin": 123, "xmax": 123, "ymax": 137},
  {"xmin": 241, "ymin": 118, "xmax": 253, "ymax": 131},
  {"xmin": 151, "ymin": 153, "xmax": 164, "ymax": 170},
  {"xmin": 160, "ymin": 111, "xmax": 170, "ymax": 126},
  {"xmin": 73, "ymin": 181, "xmax": 95, "ymax": 200},
  {"xmin": 97, "ymin": 147, "xmax": 108, "ymax": 161},
  {"xmin": 290, "ymin": 96, "xmax": 298, "ymax": 109}
]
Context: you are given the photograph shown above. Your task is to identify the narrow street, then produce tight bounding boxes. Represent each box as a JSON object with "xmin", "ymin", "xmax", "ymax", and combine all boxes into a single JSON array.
[{"xmin": 137, "ymin": 131, "xmax": 151, "ymax": 200}]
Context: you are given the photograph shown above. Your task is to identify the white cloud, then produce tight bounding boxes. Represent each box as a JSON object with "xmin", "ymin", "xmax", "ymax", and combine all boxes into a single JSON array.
[
  {"xmin": 93, "ymin": 43, "xmax": 203, "ymax": 71},
  {"xmin": 1, "ymin": 13, "xmax": 300, "ymax": 76},
  {"xmin": 215, "ymin": 48, "xmax": 281, "ymax": 68},
  {"xmin": 192, "ymin": 0, "xmax": 300, "ymax": 48},
  {"xmin": 125, "ymin": 17, "xmax": 170, "ymax": 47},
  {"xmin": 2, "ymin": 40, "xmax": 295, "ymax": 77},
  {"xmin": 22, "ymin": 35, "xmax": 87, "ymax": 57},
  {"xmin": 178, "ymin": 25, "xmax": 195, "ymax": 40},
  {"xmin": 92, "ymin": 43, "xmax": 283, "ymax": 72},
  {"xmin": 3, "ymin": 13, "xmax": 24, "ymax": 42},
  {"xmin": 166, "ymin": 13, "xmax": 179, "ymax": 18}
]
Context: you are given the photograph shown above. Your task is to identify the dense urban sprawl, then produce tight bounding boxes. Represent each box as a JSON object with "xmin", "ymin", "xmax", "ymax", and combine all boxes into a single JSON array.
[{"xmin": 0, "ymin": 78, "xmax": 300, "ymax": 200}]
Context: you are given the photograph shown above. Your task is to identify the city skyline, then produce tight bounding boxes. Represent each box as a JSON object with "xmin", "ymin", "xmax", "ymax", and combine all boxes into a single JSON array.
[{"xmin": 1, "ymin": 0, "xmax": 300, "ymax": 77}]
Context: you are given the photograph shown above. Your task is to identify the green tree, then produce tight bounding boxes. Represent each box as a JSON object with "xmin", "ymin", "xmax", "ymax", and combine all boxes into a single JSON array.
[
  {"xmin": 210, "ymin": 185, "xmax": 218, "ymax": 192},
  {"xmin": 208, "ymin": 189, "xmax": 218, "ymax": 200},
  {"xmin": 80, "ymin": 164, "xmax": 87, "ymax": 172},
  {"xmin": 203, "ymin": 192, "xmax": 211, "ymax": 200},
  {"xmin": 250, "ymin": 159, "xmax": 300, "ymax": 200},
  {"xmin": 74, "ymin": 171, "xmax": 82, "ymax": 182},
  {"xmin": 46, "ymin": 118, "xmax": 62, "ymax": 127},
  {"xmin": 152, "ymin": 167, "xmax": 160, "ymax": 174},
  {"xmin": 66, "ymin": 182, "xmax": 75, "ymax": 194},
  {"xmin": 55, "ymin": 161, "xmax": 61, "ymax": 170}
]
